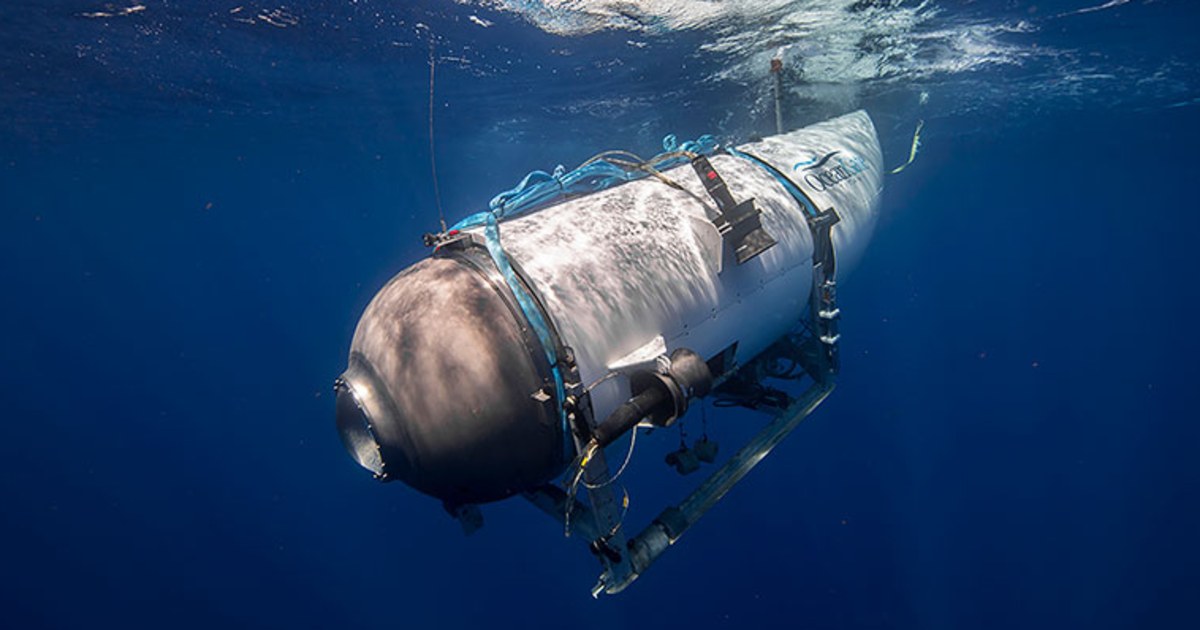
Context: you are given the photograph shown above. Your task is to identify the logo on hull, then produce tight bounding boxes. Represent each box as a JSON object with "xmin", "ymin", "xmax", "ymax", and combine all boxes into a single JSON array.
[{"xmin": 794, "ymin": 151, "xmax": 868, "ymax": 192}]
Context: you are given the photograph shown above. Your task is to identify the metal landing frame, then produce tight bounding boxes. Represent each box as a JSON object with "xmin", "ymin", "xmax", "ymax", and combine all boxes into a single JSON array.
[{"xmin": 525, "ymin": 249, "xmax": 842, "ymax": 596}]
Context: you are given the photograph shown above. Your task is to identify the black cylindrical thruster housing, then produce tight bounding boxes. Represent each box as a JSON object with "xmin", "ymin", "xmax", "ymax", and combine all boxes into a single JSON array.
[
  {"xmin": 625, "ymin": 348, "xmax": 713, "ymax": 428},
  {"xmin": 335, "ymin": 248, "xmax": 568, "ymax": 505},
  {"xmin": 666, "ymin": 348, "xmax": 713, "ymax": 399}
]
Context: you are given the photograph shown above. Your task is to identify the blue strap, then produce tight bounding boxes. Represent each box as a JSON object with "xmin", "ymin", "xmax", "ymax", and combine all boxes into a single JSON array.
[
  {"xmin": 482, "ymin": 214, "xmax": 568, "ymax": 435},
  {"xmin": 451, "ymin": 134, "xmax": 721, "ymax": 232},
  {"xmin": 727, "ymin": 148, "xmax": 819, "ymax": 218}
]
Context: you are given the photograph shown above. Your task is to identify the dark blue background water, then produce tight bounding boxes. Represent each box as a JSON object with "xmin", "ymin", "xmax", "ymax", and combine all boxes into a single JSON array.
[{"xmin": 3, "ymin": 1, "xmax": 1198, "ymax": 628}]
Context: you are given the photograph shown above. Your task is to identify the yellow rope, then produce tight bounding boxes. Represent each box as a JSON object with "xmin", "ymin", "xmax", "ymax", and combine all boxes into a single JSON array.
[{"xmin": 889, "ymin": 119, "xmax": 924, "ymax": 175}]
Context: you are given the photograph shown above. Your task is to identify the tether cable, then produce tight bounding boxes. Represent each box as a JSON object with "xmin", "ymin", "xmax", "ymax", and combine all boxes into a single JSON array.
[{"xmin": 428, "ymin": 37, "xmax": 448, "ymax": 233}]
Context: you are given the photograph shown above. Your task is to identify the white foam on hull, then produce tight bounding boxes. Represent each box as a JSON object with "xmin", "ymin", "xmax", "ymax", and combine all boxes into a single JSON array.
[{"xmin": 495, "ymin": 110, "xmax": 883, "ymax": 421}]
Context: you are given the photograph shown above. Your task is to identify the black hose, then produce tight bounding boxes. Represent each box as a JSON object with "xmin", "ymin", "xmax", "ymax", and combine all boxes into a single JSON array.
[{"xmin": 592, "ymin": 386, "xmax": 669, "ymax": 448}]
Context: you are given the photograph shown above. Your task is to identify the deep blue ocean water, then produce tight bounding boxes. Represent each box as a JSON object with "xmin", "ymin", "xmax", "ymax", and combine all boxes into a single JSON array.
[{"xmin": 3, "ymin": 1, "xmax": 1199, "ymax": 628}]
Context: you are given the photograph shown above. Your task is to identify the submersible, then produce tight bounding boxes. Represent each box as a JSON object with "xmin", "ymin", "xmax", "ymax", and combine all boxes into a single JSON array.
[{"xmin": 335, "ymin": 110, "xmax": 883, "ymax": 594}]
